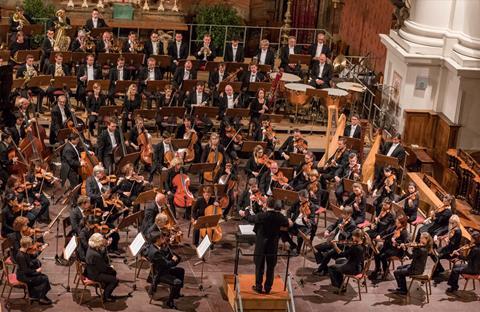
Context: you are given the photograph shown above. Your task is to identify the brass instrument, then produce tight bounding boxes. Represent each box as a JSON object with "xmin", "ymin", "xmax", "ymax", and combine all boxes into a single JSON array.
[
  {"xmin": 12, "ymin": 8, "xmax": 30, "ymax": 30},
  {"xmin": 111, "ymin": 38, "xmax": 122, "ymax": 53},
  {"xmin": 132, "ymin": 40, "xmax": 144, "ymax": 53},
  {"xmin": 54, "ymin": 64, "xmax": 65, "ymax": 77},
  {"xmin": 158, "ymin": 30, "xmax": 173, "ymax": 54},
  {"xmin": 84, "ymin": 32, "xmax": 96, "ymax": 52},
  {"xmin": 53, "ymin": 11, "xmax": 72, "ymax": 52},
  {"xmin": 23, "ymin": 65, "xmax": 38, "ymax": 85},
  {"xmin": 200, "ymin": 46, "xmax": 212, "ymax": 57}
]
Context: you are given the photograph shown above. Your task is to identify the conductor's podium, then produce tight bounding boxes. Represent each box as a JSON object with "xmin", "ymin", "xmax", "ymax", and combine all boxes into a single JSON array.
[{"xmin": 223, "ymin": 274, "xmax": 293, "ymax": 312}]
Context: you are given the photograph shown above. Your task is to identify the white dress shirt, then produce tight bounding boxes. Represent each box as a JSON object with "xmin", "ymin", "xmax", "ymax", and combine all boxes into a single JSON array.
[
  {"xmin": 259, "ymin": 49, "xmax": 268, "ymax": 65},
  {"xmin": 227, "ymin": 95, "xmax": 234, "ymax": 109},
  {"xmin": 70, "ymin": 142, "xmax": 80, "ymax": 159},
  {"xmin": 250, "ymin": 73, "xmax": 256, "ymax": 82},
  {"xmin": 232, "ymin": 46, "xmax": 238, "ymax": 62},
  {"xmin": 163, "ymin": 142, "xmax": 171, "ymax": 152},
  {"xmin": 318, "ymin": 63, "xmax": 325, "ymax": 78},
  {"xmin": 59, "ymin": 106, "xmax": 67, "ymax": 124},
  {"xmin": 387, "ymin": 143, "xmax": 399, "ymax": 157},
  {"xmin": 148, "ymin": 68, "xmax": 155, "ymax": 80},
  {"xmin": 118, "ymin": 67, "xmax": 124, "ymax": 81},
  {"xmin": 152, "ymin": 41, "xmax": 159, "ymax": 55},
  {"xmin": 92, "ymin": 18, "xmax": 98, "ymax": 28},
  {"xmin": 108, "ymin": 130, "xmax": 117, "ymax": 148},
  {"xmin": 95, "ymin": 177, "xmax": 103, "ymax": 192},
  {"xmin": 289, "ymin": 46, "xmax": 295, "ymax": 55},
  {"xmin": 176, "ymin": 42, "xmax": 181, "ymax": 57},
  {"xmin": 87, "ymin": 65, "xmax": 94, "ymax": 81},
  {"xmin": 349, "ymin": 125, "xmax": 358, "ymax": 138},
  {"xmin": 196, "ymin": 92, "xmax": 203, "ymax": 105},
  {"xmin": 315, "ymin": 43, "xmax": 323, "ymax": 58},
  {"xmin": 183, "ymin": 70, "xmax": 190, "ymax": 80}
]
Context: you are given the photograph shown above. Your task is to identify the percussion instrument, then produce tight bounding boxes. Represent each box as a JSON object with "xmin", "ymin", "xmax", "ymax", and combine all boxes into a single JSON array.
[
  {"xmin": 323, "ymin": 88, "xmax": 349, "ymax": 97},
  {"xmin": 269, "ymin": 72, "xmax": 301, "ymax": 95},
  {"xmin": 337, "ymin": 82, "xmax": 366, "ymax": 93},
  {"xmin": 285, "ymin": 83, "xmax": 315, "ymax": 106}
]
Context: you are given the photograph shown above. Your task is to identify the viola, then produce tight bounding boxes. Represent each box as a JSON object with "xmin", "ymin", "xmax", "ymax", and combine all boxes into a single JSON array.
[
  {"xmin": 137, "ymin": 127, "xmax": 153, "ymax": 166},
  {"xmin": 300, "ymin": 200, "xmax": 311, "ymax": 217},
  {"xmin": 161, "ymin": 207, "xmax": 183, "ymax": 244},
  {"xmin": 100, "ymin": 175, "xmax": 118, "ymax": 185}
]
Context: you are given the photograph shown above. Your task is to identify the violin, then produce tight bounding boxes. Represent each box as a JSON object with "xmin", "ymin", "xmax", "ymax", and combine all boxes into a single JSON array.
[
  {"xmin": 272, "ymin": 171, "xmax": 289, "ymax": 187},
  {"xmin": 21, "ymin": 226, "xmax": 44, "ymax": 237},
  {"xmin": 225, "ymin": 126, "xmax": 243, "ymax": 144},
  {"xmin": 137, "ymin": 127, "xmax": 153, "ymax": 166},
  {"xmin": 161, "ymin": 207, "xmax": 183, "ymax": 244},
  {"xmin": 303, "ymin": 161, "xmax": 313, "ymax": 176},
  {"xmin": 35, "ymin": 167, "xmax": 59, "ymax": 183},
  {"xmin": 27, "ymin": 242, "xmax": 48, "ymax": 255},
  {"xmin": 450, "ymin": 243, "xmax": 476, "ymax": 257},
  {"xmin": 300, "ymin": 200, "xmax": 311, "ymax": 218},
  {"xmin": 100, "ymin": 175, "xmax": 118, "ymax": 185},
  {"xmin": 85, "ymin": 207, "xmax": 104, "ymax": 218},
  {"xmin": 294, "ymin": 138, "xmax": 308, "ymax": 153}
]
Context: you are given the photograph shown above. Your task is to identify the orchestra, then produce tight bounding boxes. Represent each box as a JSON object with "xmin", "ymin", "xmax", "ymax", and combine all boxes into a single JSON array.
[{"xmin": 2, "ymin": 10, "xmax": 479, "ymax": 309}]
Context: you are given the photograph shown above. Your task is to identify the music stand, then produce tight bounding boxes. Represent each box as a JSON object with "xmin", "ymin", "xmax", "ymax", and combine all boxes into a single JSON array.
[
  {"xmin": 188, "ymin": 162, "xmax": 216, "ymax": 183},
  {"xmin": 343, "ymin": 179, "xmax": 368, "ymax": 194},
  {"xmin": 27, "ymin": 75, "xmax": 51, "ymax": 89},
  {"xmin": 97, "ymin": 53, "xmax": 122, "ymax": 66},
  {"xmin": 158, "ymin": 107, "xmax": 186, "ymax": 118},
  {"xmin": 86, "ymin": 79, "xmax": 109, "ymax": 92},
  {"xmin": 273, "ymin": 188, "xmax": 298, "ymax": 203},
  {"xmin": 49, "ymin": 51, "xmax": 73, "ymax": 64},
  {"xmin": 146, "ymin": 80, "xmax": 170, "ymax": 94},
  {"xmin": 288, "ymin": 54, "xmax": 312, "ymax": 65},
  {"xmin": 71, "ymin": 52, "xmax": 88, "ymax": 64},
  {"xmin": 329, "ymin": 202, "xmax": 343, "ymax": 218},
  {"xmin": 192, "ymin": 106, "xmax": 218, "ymax": 118},
  {"xmin": 225, "ymin": 62, "xmax": 248, "ymax": 73},
  {"xmin": 56, "ymin": 128, "xmax": 73, "ymax": 143},
  {"xmin": 127, "ymin": 232, "xmax": 146, "ymax": 291},
  {"xmin": 21, "ymin": 24, "xmax": 44, "ymax": 37},
  {"xmin": 133, "ymin": 109, "xmax": 156, "ymax": 120},
  {"xmin": 264, "ymin": 114, "xmax": 283, "ymax": 123},
  {"xmin": 218, "ymin": 81, "xmax": 242, "ymax": 93},
  {"xmin": 12, "ymin": 79, "xmax": 25, "ymax": 90},
  {"xmin": 225, "ymin": 108, "xmax": 250, "ymax": 118},
  {"xmin": 90, "ymin": 27, "xmax": 113, "ymax": 38},
  {"xmin": 14, "ymin": 50, "xmax": 41, "ymax": 63},
  {"xmin": 257, "ymin": 64, "xmax": 272, "ymax": 73},
  {"xmin": 241, "ymin": 141, "xmax": 267, "ymax": 153},
  {"xmin": 297, "ymin": 229, "xmax": 314, "ymax": 286},
  {"xmin": 98, "ymin": 105, "xmax": 123, "ymax": 120},
  {"xmin": 150, "ymin": 55, "xmax": 172, "ymax": 69},
  {"xmin": 51, "ymin": 76, "xmax": 77, "ymax": 91},
  {"xmin": 116, "ymin": 152, "xmax": 140, "ymax": 170},
  {"xmin": 114, "ymin": 80, "xmax": 134, "ymax": 95},
  {"xmin": 181, "ymin": 79, "xmax": 198, "ymax": 92},
  {"xmin": 118, "ymin": 210, "xmax": 144, "ymax": 243},
  {"xmin": 248, "ymin": 82, "xmax": 271, "ymax": 93},
  {"xmin": 375, "ymin": 153, "xmax": 400, "ymax": 169},
  {"xmin": 288, "ymin": 153, "xmax": 305, "ymax": 166},
  {"xmin": 171, "ymin": 139, "xmax": 190, "ymax": 149},
  {"xmin": 204, "ymin": 61, "xmax": 221, "ymax": 72},
  {"xmin": 193, "ymin": 232, "xmax": 214, "ymax": 291},
  {"xmin": 133, "ymin": 189, "xmax": 158, "ymax": 206},
  {"xmin": 279, "ymin": 167, "xmax": 294, "ymax": 180},
  {"xmin": 341, "ymin": 136, "xmax": 362, "ymax": 153}
]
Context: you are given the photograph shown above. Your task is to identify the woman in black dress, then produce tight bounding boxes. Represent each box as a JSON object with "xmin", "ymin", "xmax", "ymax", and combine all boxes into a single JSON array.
[{"xmin": 122, "ymin": 83, "xmax": 142, "ymax": 132}]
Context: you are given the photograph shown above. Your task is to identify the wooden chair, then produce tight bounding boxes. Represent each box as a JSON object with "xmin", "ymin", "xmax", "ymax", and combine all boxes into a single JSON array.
[
  {"xmin": 387, "ymin": 255, "xmax": 404, "ymax": 271},
  {"xmin": 341, "ymin": 257, "xmax": 372, "ymax": 300},
  {"xmin": 357, "ymin": 203, "xmax": 375, "ymax": 230},
  {"xmin": 1, "ymin": 239, "xmax": 15, "ymax": 296},
  {"xmin": 0, "ymin": 259, "xmax": 30, "ymax": 305},
  {"xmin": 74, "ymin": 261, "xmax": 105, "ymax": 309},
  {"xmin": 316, "ymin": 206, "xmax": 327, "ymax": 228},
  {"xmin": 462, "ymin": 274, "xmax": 480, "ymax": 291},
  {"xmin": 136, "ymin": 256, "xmax": 149, "ymax": 278},
  {"xmin": 409, "ymin": 200, "xmax": 430, "ymax": 240},
  {"xmin": 407, "ymin": 256, "xmax": 438, "ymax": 303}
]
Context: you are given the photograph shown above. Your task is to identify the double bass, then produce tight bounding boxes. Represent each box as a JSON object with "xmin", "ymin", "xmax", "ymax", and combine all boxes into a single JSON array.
[{"xmin": 199, "ymin": 188, "xmax": 223, "ymax": 243}]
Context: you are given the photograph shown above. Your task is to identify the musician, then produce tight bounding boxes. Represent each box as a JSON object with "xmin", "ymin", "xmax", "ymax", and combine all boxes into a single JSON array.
[
  {"xmin": 121, "ymin": 84, "xmax": 142, "ymax": 132},
  {"xmin": 97, "ymin": 118, "xmax": 121, "ymax": 174},
  {"xmin": 218, "ymin": 84, "xmax": 242, "ymax": 121},
  {"xmin": 145, "ymin": 213, "xmax": 169, "ymax": 243},
  {"xmin": 372, "ymin": 166, "xmax": 397, "ymax": 215},
  {"xmin": 144, "ymin": 31, "xmax": 164, "ymax": 58},
  {"xmin": 250, "ymin": 89, "xmax": 270, "ymax": 128},
  {"xmin": 115, "ymin": 163, "xmax": 147, "ymax": 210},
  {"xmin": 255, "ymin": 39, "xmax": 275, "ymax": 67},
  {"xmin": 224, "ymin": 37, "xmax": 245, "ymax": 63},
  {"xmin": 142, "ymin": 192, "xmax": 168, "ymax": 234},
  {"xmin": 70, "ymin": 29, "xmax": 89, "ymax": 52},
  {"xmin": 49, "ymin": 95, "xmax": 71, "ymax": 145},
  {"xmin": 24, "ymin": 164, "xmax": 51, "ymax": 223},
  {"xmin": 175, "ymin": 117, "xmax": 201, "ymax": 162},
  {"xmin": 239, "ymin": 197, "xmax": 289, "ymax": 294},
  {"xmin": 164, "ymin": 157, "xmax": 188, "ymax": 219},
  {"xmin": 95, "ymin": 31, "xmax": 113, "ymax": 53},
  {"xmin": 0, "ymin": 131, "xmax": 14, "ymax": 187},
  {"xmin": 254, "ymin": 118, "xmax": 278, "ymax": 152},
  {"xmin": 318, "ymin": 138, "xmax": 350, "ymax": 186},
  {"xmin": 245, "ymin": 145, "xmax": 269, "ymax": 181},
  {"xmin": 310, "ymin": 53, "xmax": 333, "ymax": 89},
  {"xmin": 343, "ymin": 114, "xmax": 361, "ymax": 139},
  {"xmin": 45, "ymin": 53, "xmax": 71, "ymax": 103},
  {"xmin": 84, "ymin": 8, "xmax": 108, "ymax": 31},
  {"xmin": 2, "ymin": 193, "xmax": 19, "ymax": 237},
  {"xmin": 241, "ymin": 63, "xmax": 265, "ymax": 92},
  {"xmin": 8, "ymin": 112, "xmax": 26, "ymax": 145},
  {"xmin": 185, "ymin": 81, "xmax": 210, "ymax": 113},
  {"xmin": 77, "ymin": 54, "xmax": 102, "ymax": 105},
  {"xmin": 292, "ymin": 151, "xmax": 316, "ymax": 191},
  {"xmin": 86, "ymin": 82, "xmax": 106, "ymax": 136},
  {"xmin": 139, "ymin": 57, "xmax": 164, "ymax": 108},
  {"xmin": 16, "ymin": 97, "xmax": 32, "ymax": 122},
  {"xmin": 47, "ymin": 9, "xmax": 71, "ymax": 30},
  {"xmin": 126, "ymin": 117, "xmax": 148, "ymax": 151},
  {"xmin": 259, "ymin": 161, "xmax": 284, "ymax": 196},
  {"xmin": 208, "ymin": 62, "xmax": 228, "ymax": 91},
  {"xmin": 77, "ymin": 215, "xmax": 97, "ymax": 261},
  {"xmin": 167, "ymin": 32, "xmax": 189, "ymax": 71},
  {"xmin": 85, "ymin": 233, "xmax": 119, "ymax": 302},
  {"xmin": 238, "ymin": 178, "xmax": 265, "ymax": 216},
  {"xmin": 195, "ymin": 33, "xmax": 216, "ymax": 62},
  {"xmin": 172, "ymin": 60, "xmax": 197, "ymax": 89},
  {"xmin": 60, "ymin": 133, "xmax": 84, "ymax": 187},
  {"xmin": 396, "ymin": 182, "xmax": 419, "ymax": 223},
  {"xmin": 16, "ymin": 54, "xmax": 45, "ymax": 112},
  {"xmin": 15, "ymin": 236, "xmax": 52, "ymax": 305},
  {"xmin": 432, "ymin": 214, "xmax": 462, "ymax": 282},
  {"xmin": 40, "ymin": 28, "xmax": 55, "ymax": 71},
  {"xmin": 108, "ymin": 56, "xmax": 132, "ymax": 104},
  {"xmin": 70, "ymin": 195, "xmax": 90, "ymax": 236},
  {"xmin": 368, "ymin": 198, "xmax": 395, "ymax": 239},
  {"xmin": 146, "ymin": 232, "xmax": 184, "ymax": 309},
  {"xmin": 279, "ymin": 129, "xmax": 308, "ymax": 162},
  {"xmin": 389, "ymin": 232, "xmax": 433, "ymax": 295},
  {"xmin": 328, "ymin": 229, "xmax": 365, "ymax": 292},
  {"xmin": 370, "ymin": 215, "xmax": 409, "ymax": 282},
  {"xmin": 123, "ymin": 31, "xmax": 142, "ymax": 54},
  {"xmin": 279, "ymin": 36, "xmax": 302, "ymax": 75},
  {"xmin": 309, "ymin": 32, "xmax": 331, "ymax": 61},
  {"xmin": 313, "ymin": 206, "xmax": 357, "ymax": 276},
  {"xmin": 201, "ymin": 133, "xmax": 226, "ymax": 181},
  {"xmin": 446, "ymin": 230, "xmax": 480, "ymax": 293},
  {"xmin": 307, "ymin": 169, "xmax": 329, "ymax": 210},
  {"xmin": 282, "ymin": 190, "xmax": 315, "ymax": 255},
  {"xmin": 149, "ymin": 132, "xmax": 173, "ymax": 182},
  {"xmin": 334, "ymin": 152, "xmax": 361, "ymax": 204},
  {"xmin": 218, "ymin": 161, "xmax": 238, "ymax": 220},
  {"xmin": 191, "ymin": 187, "xmax": 217, "ymax": 246},
  {"xmin": 9, "ymin": 7, "xmax": 34, "ymax": 33},
  {"xmin": 381, "ymin": 133, "xmax": 406, "ymax": 161},
  {"xmin": 342, "ymin": 182, "xmax": 366, "ymax": 225},
  {"xmin": 9, "ymin": 31, "xmax": 31, "ymax": 58}
]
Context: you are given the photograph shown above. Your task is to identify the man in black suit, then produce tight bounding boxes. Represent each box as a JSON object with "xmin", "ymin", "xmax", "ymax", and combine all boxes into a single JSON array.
[
  {"xmin": 49, "ymin": 95, "xmax": 71, "ymax": 144},
  {"xmin": 310, "ymin": 54, "xmax": 332, "ymax": 89},
  {"xmin": 218, "ymin": 84, "xmax": 244, "ymax": 120},
  {"xmin": 195, "ymin": 33, "xmax": 216, "ymax": 62},
  {"xmin": 85, "ymin": 164, "xmax": 109, "ymax": 208},
  {"xmin": 138, "ymin": 57, "xmax": 163, "ymax": 108},
  {"xmin": 122, "ymin": 31, "xmax": 142, "ymax": 54},
  {"xmin": 309, "ymin": 32, "xmax": 331, "ymax": 61},
  {"xmin": 343, "ymin": 114, "xmax": 361, "ymax": 139},
  {"xmin": 141, "ymin": 192, "xmax": 168, "ymax": 234},
  {"xmin": 241, "ymin": 63, "xmax": 265, "ymax": 92},
  {"xmin": 16, "ymin": 55, "xmax": 45, "ymax": 112},
  {"xmin": 278, "ymin": 128, "xmax": 308, "ymax": 162},
  {"xmin": 172, "ymin": 60, "xmax": 197, "ymax": 89},
  {"xmin": 60, "ymin": 133, "xmax": 83, "ymax": 187},
  {"xmin": 318, "ymin": 137, "xmax": 350, "ymax": 184},
  {"xmin": 108, "ymin": 56, "xmax": 131, "ymax": 104},
  {"xmin": 144, "ymin": 31, "xmax": 164, "ymax": 59},
  {"xmin": 8, "ymin": 112, "xmax": 26, "ymax": 145},
  {"xmin": 40, "ymin": 28, "xmax": 55, "ymax": 72},
  {"xmin": 279, "ymin": 36, "xmax": 302, "ymax": 75},
  {"xmin": 447, "ymin": 231, "xmax": 480, "ymax": 293},
  {"xmin": 45, "ymin": 52, "xmax": 71, "ymax": 103},
  {"xmin": 167, "ymin": 33, "xmax": 188, "ymax": 72},
  {"xmin": 9, "ymin": 7, "xmax": 34, "ymax": 33},
  {"xmin": 255, "ymin": 39, "xmax": 275, "ymax": 68},
  {"xmin": 46, "ymin": 9, "xmax": 71, "ymax": 30},
  {"xmin": 76, "ymin": 54, "xmax": 102, "ymax": 105},
  {"xmin": 95, "ymin": 31, "xmax": 113, "ymax": 54},
  {"xmin": 208, "ymin": 62, "xmax": 228, "ymax": 91},
  {"xmin": 239, "ymin": 197, "xmax": 290, "ymax": 294},
  {"xmin": 86, "ymin": 82, "xmax": 107, "ymax": 135},
  {"xmin": 381, "ymin": 133, "xmax": 406, "ymax": 161},
  {"xmin": 84, "ymin": 9, "xmax": 108, "ymax": 31},
  {"xmin": 97, "ymin": 118, "xmax": 121, "ymax": 174},
  {"xmin": 70, "ymin": 195, "xmax": 90, "ymax": 236},
  {"xmin": 259, "ymin": 161, "xmax": 284, "ymax": 196},
  {"xmin": 224, "ymin": 38, "xmax": 244, "ymax": 63},
  {"xmin": 148, "ymin": 133, "xmax": 171, "ymax": 182},
  {"xmin": 184, "ymin": 81, "xmax": 210, "ymax": 114}
]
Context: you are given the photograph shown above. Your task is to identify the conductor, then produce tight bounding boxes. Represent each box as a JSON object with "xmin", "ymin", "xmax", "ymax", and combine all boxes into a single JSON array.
[{"xmin": 240, "ymin": 197, "xmax": 290, "ymax": 294}]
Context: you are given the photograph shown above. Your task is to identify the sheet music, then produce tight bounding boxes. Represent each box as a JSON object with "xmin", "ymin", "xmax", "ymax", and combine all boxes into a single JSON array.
[
  {"xmin": 129, "ymin": 232, "xmax": 146, "ymax": 257},
  {"xmin": 64, "ymin": 236, "xmax": 77, "ymax": 261},
  {"xmin": 196, "ymin": 234, "xmax": 211, "ymax": 259},
  {"xmin": 238, "ymin": 224, "xmax": 255, "ymax": 236}
]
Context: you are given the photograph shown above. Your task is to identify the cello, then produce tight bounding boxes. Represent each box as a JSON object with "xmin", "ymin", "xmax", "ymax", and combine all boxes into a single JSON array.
[
  {"xmin": 199, "ymin": 188, "xmax": 223, "ymax": 243},
  {"xmin": 19, "ymin": 125, "xmax": 44, "ymax": 164},
  {"xmin": 137, "ymin": 127, "xmax": 153, "ymax": 166},
  {"xmin": 113, "ymin": 128, "xmax": 135, "ymax": 164},
  {"xmin": 203, "ymin": 135, "xmax": 223, "ymax": 183},
  {"xmin": 172, "ymin": 166, "xmax": 194, "ymax": 209},
  {"xmin": 183, "ymin": 129, "xmax": 198, "ymax": 163}
]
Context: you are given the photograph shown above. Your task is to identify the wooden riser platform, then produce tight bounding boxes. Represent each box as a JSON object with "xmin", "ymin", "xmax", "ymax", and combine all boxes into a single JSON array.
[{"xmin": 223, "ymin": 274, "xmax": 290, "ymax": 312}]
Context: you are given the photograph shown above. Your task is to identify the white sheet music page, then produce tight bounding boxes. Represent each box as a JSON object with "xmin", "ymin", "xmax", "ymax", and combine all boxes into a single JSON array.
[
  {"xmin": 196, "ymin": 234, "xmax": 212, "ymax": 259},
  {"xmin": 239, "ymin": 224, "xmax": 255, "ymax": 235},
  {"xmin": 129, "ymin": 232, "xmax": 146, "ymax": 257},
  {"xmin": 64, "ymin": 235, "xmax": 78, "ymax": 261}
]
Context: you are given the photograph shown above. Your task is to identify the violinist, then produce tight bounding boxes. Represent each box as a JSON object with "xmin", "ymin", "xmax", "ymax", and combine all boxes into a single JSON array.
[
  {"xmin": 122, "ymin": 84, "xmax": 142, "ymax": 132},
  {"xmin": 292, "ymin": 151, "xmax": 316, "ymax": 191},
  {"xmin": 238, "ymin": 178, "xmax": 266, "ymax": 216},
  {"xmin": 115, "ymin": 163, "xmax": 148, "ymax": 210},
  {"xmin": 432, "ymin": 214, "xmax": 462, "ymax": 282},
  {"xmin": 313, "ymin": 206, "xmax": 357, "ymax": 276},
  {"xmin": 446, "ymin": 230, "xmax": 480, "ymax": 293},
  {"xmin": 176, "ymin": 117, "xmax": 201, "ymax": 162},
  {"xmin": 370, "ymin": 216, "xmax": 409, "ymax": 282},
  {"xmin": 145, "ymin": 213, "xmax": 169, "ymax": 243},
  {"xmin": 85, "ymin": 233, "xmax": 120, "ymax": 303},
  {"xmin": 77, "ymin": 215, "xmax": 98, "ymax": 262},
  {"xmin": 208, "ymin": 62, "xmax": 228, "ymax": 93},
  {"xmin": 49, "ymin": 95, "xmax": 71, "ymax": 145},
  {"xmin": 282, "ymin": 190, "xmax": 315, "ymax": 255},
  {"xmin": 389, "ymin": 232, "xmax": 433, "ymax": 295},
  {"xmin": 201, "ymin": 133, "xmax": 226, "ymax": 183},
  {"xmin": 395, "ymin": 182, "xmax": 419, "ymax": 223},
  {"xmin": 146, "ymin": 232, "xmax": 185, "ymax": 309},
  {"xmin": 245, "ymin": 145, "xmax": 269, "ymax": 180},
  {"xmin": 318, "ymin": 138, "xmax": 349, "ymax": 186},
  {"xmin": 342, "ymin": 182, "xmax": 366, "ymax": 225},
  {"xmin": 8, "ymin": 112, "xmax": 26, "ymax": 145},
  {"xmin": 367, "ymin": 198, "xmax": 395, "ymax": 240},
  {"xmin": 70, "ymin": 195, "xmax": 90, "ymax": 236},
  {"xmin": 253, "ymin": 117, "xmax": 278, "ymax": 152},
  {"xmin": 0, "ymin": 131, "xmax": 14, "ymax": 186},
  {"xmin": 416, "ymin": 194, "xmax": 454, "ymax": 242},
  {"xmin": 8, "ymin": 216, "xmax": 46, "ymax": 260},
  {"xmin": 15, "ymin": 236, "xmax": 52, "ymax": 305},
  {"xmin": 259, "ymin": 161, "xmax": 286, "ymax": 196},
  {"xmin": 220, "ymin": 122, "xmax": 243, "ymax": 162},
  {"xmin": 307, "ymin": 169, "xmax": 329, "ymax": 221},
  {"xmin": 85, "ymin": 165, "xmax": 113, "ymax": 209},
  {"xmin": 343, "ymin": 114, "xmax": 361, "ymax": 139},
  {"xmin": 149, "ymin": 132, "xmax": 174, "ymax": 182},
  {"xmin": 60, "ymin": 133, "xmax": 84, "ymax": 187},
  {"xmin": 142, "ymin": 192, "xmax": 169, "ymax": 234},
  {"xmin": 372, "ymin": 166, "xmax": 397, "ymax": 215},
  {"xmin": 328, "ymin": 229, "xmax": 366, "ymax": 293},
  {"xmin": 374, "ymin": 133, "xmax": 406, "ymax": 185},
  {"xmin": 24, "ymin": 163, "xmax": 51, "ymax": 223},
  {"xmin": 86, "ymin": 82, "xmax": 106, "ymax": 137},
  {"xmin": 2, "ymin": 193, "xmax": 21, "ymax": 237},
  {"xmin": 97, "ymin": 118, "xmax": 121, "ymax": 174},
  {"xmin": 278, "ymin": 128, "xmax": 308, "ymax": 162},
  {"xmin": 192, "ymin": 187, "xmax": 217, "ymax": 246},
  {"xmin": 334, "ymin": 152, "xmax": 361, "ymax": 204}
]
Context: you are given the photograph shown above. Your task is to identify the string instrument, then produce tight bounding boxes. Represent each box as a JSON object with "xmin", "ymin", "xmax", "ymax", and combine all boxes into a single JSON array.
[
  {"xmin": 218, "ymin": 163, "xmax": 237, "ymax": 193},
  {"xmin": 272, "ymin": 171, "xmax": 289, "ymax": 188},
  {"xmin": 263, "ymin": 124, "xmax": 277, "ymax": 143},
  {"xmin": 257, "ymin": 154, "xmax": 275, "ymax": 170},
  {"xmin": 161, "ymin": 205, "xmax": 183, "ymax": 244},
  {"xmin": 203, "ymin": 144, "xmax": 223, "ymax": 183},
  {"xmin": 35, "ymin": 167, "xmax": 59, "ymax": 183},
  {"xmin": 223, "ymin": 67, "xmax": 243, "ymax": 84},
  {"xmin": 184, "ymin": 129, "xmax": 198, "ymax": 163},
  {"xmin": 19, "ymin": 126, "xmax": 44, "ymax": 164},
  {"xmin": 113, "ymin": 128, "xmax": 135, "ymax": 163},
  {"xmin": 331, "ymin": 239, "xmax": 362, "ymax": 246},
  {"xmin": 248, "ymin": 190, "xmax": 267, "ymax": 214},
  {"xmin": 137, "ymin": 127, "xmax": 153, "ymax": 166},
  {"xmin": 164, "ymin": 143, "xmax": 176, "ymax": 167},
  {"xmin": 266, "ymin": 69, "xmax": 283, "ymax": 110},
  {"xmin": 300, "ymin": 200, "xmax": 312, "ymax": 219},
  {"xmin": 400, "ymin": 242, "xmax": 425, "ymax": 249},
  {"xmin": 5, "ymin": 133, "xmax": 29, "ymax": 174},
  {"xmin": 100, "ymin": 175, "xmax": 118, "ymax": 185},
  {"xmin": 294, "ymin": 137, "xmax": 308, "ymax": 153},
  {"xmin": 27, "ymin": 242, "xmax": 49, "ymax": 255},
  {"xmin": 84, "ymin": 207, "xmax": 104, "ymax": 218},
  {"xmin": 200, "ymin": 189, "xmax": 223, "ymax": 243},
  {"xmin": 450, "ymin": 243, "xmax": 476, "ymax": 257},
  {"xmin": 29, "ymin": 117, "xmax": 50, "ymax": 160},
  {"xmin": 70, "ymin": 111, "xmax": 99, "ymax": 182},
  {"xmin": 172, "ymin": 168, "xmax": 194, "ymax": 208},
  {"xmin": 371, "ymin": 204, "xmax": 392, "ymax": 230},
  {"xmin": 11, "ymin": 199, "xmax": 34, "ymax": 214},
  {"xmin": 308, "ymin": 181, "xmax": 319, "ymax": 196},
  {"xmin": 224, "ymin": 127, "xmax": 243, "ymax": 150}
]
